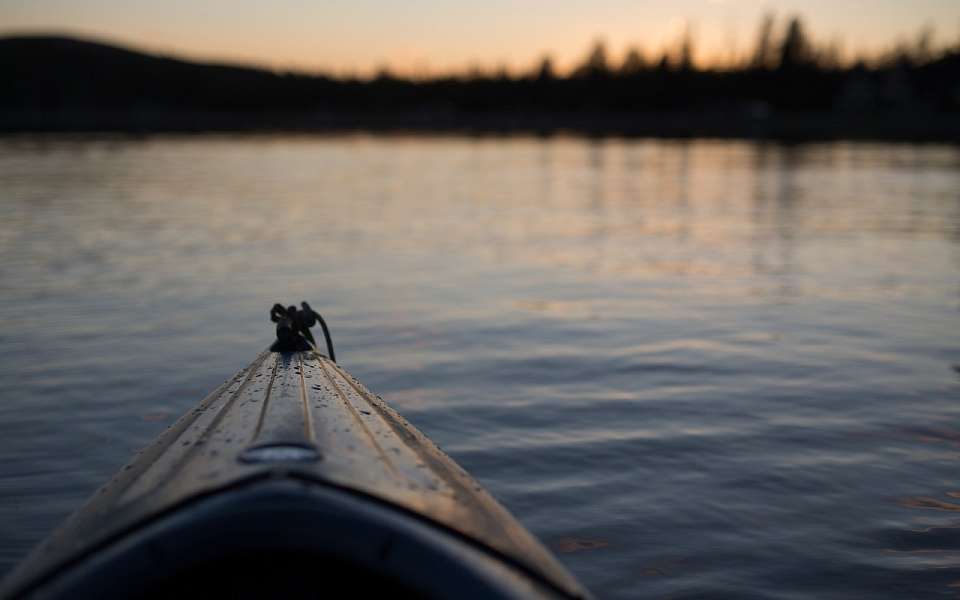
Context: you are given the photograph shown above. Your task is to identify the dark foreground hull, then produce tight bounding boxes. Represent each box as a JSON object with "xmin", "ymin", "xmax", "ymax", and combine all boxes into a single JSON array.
[{"xmin": 2, "ymin": 351, "xmax": 590, "ymax": 599}]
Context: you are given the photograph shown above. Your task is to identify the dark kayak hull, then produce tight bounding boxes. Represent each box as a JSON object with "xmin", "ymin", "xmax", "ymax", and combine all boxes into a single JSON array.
[{"xmin": 1, "ymin": 351, "xmax": 590, "ymax": 599}]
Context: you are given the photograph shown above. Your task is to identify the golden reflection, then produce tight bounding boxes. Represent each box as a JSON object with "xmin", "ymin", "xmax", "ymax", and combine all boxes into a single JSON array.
[
  {"xmin": 900, "ymin": 497, "xmax": 960, "ymax": 512},
  {"xmin": 141, "ymin": 411, "xmax": 172, "ymax": 422},
  {"xmin": 554, "ymin": 537, "xmax": 609, "ymax": 554},
  {"xmin": 915, "ymin": 428, "xmax": 960, "ymax": 448}
]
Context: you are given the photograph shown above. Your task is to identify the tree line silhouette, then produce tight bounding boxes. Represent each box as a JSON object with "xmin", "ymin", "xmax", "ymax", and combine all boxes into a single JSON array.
[
  {"xmin": 1, "ymin": 14, "xmax": 958, "ymax": 138},
  {"xmin": 368, "ymin": 15, "xmax": 958, "ymax": 115}
]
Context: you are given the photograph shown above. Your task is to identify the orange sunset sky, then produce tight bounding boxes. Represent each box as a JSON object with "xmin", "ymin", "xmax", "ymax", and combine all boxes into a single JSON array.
[{"xmin": 1, "ymin": 0, "xmax": 958, "ymax": 76}]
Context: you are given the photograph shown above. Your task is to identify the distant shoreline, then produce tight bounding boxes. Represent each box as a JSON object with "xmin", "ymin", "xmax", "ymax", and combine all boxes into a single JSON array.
[
  {"xmin": 4, "ymin": 35, "xmax": 959, "ymax": 143},
  {"xmin": 2, "ymin": 110, "xmax": 959, "ymax": 142}
]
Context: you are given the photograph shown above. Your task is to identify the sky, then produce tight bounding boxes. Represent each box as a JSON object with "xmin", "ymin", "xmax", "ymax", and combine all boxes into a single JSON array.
[{"xmin": 1, "ymin": 0, "xmax": 958, "ymax": 76}]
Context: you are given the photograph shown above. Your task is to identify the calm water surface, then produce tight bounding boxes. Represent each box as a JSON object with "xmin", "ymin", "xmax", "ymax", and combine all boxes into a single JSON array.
[{"xmin": 1, "ymin": 135, "xmax": 959, "ymax": 598}]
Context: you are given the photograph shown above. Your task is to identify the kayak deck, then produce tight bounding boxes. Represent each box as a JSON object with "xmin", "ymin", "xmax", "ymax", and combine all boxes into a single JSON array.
[{"xmin": 3, "ymin": 351, "xmax": 589, "ymax": 599}]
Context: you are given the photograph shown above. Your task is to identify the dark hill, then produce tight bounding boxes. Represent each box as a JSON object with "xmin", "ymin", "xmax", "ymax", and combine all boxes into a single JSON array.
[{"xmin": 0, "ymin": 35, "xmax": 334, "ymax": 110}]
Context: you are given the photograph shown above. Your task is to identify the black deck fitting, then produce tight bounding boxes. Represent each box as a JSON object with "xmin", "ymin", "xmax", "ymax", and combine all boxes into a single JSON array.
[{"xmin": 270, "ymin": 302, "xmax": 336, "ymax": 361}]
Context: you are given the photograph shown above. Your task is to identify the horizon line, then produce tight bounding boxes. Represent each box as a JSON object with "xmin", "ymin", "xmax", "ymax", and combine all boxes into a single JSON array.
[{"xmin": 2, "ymin": 22, "xmax": 957, "ymax": 80}]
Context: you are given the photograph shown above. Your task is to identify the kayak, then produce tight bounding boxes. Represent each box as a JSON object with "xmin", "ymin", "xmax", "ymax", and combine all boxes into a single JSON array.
[{"xmin": 1, "ymin": 304, "xmax": 591, "ymax": 599}]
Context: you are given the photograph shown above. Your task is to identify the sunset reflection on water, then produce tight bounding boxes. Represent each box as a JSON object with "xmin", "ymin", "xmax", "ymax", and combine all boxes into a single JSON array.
[{"xmin": 0, "ymin": 135, "xmax": 958, "ymax": 597}]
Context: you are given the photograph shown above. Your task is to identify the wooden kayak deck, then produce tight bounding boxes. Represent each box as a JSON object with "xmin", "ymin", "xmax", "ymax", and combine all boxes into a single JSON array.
[{"xmin": 4, "ymin": 351, "xmax": 588, "ymax": 599}]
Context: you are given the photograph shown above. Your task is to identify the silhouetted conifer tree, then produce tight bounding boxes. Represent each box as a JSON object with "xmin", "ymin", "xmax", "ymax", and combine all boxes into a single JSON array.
[
  {"xmin": 780, "ymin": 17, "xmax": 812, "ymax": 70},
  {"xmin": 752, "ymin": 14, "xmax": 776, "ymax": 69},
  {"xmin": 374, "ymin": 65, "xmax": 395, "ymax": 81},
  {"xmin": 576, "ymin": 39, "xmax": 610, "ymax": 78},
  {"xmin": 913, "ymin": 26, "xmax": 934, "ymax": 64},
  {"xmin": 656, "ymin": 52, "xmax": 671, "ymax": 72},
  {"xmin": 678, "ymin": 27, "xmax": 694, "ymax": 71},
  {"xmin": 621, "ymin": 47, "xmax": 645, "ymax": 75},
  {"xmin": 536, "ymin": 56, "xmax": 555, "ymax": 80}
]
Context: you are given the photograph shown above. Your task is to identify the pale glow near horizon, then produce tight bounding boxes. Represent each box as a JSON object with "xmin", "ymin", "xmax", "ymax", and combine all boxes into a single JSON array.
[{"xmin": 1, "ymin": 0, "xmax": 957, "ymax": 76}]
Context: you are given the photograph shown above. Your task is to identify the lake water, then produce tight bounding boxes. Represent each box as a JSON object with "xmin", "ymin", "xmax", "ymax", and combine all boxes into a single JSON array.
[{"xmin": 0, "ymin": 134, "xmax": 958, "ymax": 598}]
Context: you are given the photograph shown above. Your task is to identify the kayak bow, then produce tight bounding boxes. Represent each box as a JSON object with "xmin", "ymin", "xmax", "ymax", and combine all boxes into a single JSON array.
[{"xmin": 1, "ymin": 305, "xmax": 591, "ymax": 599}]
